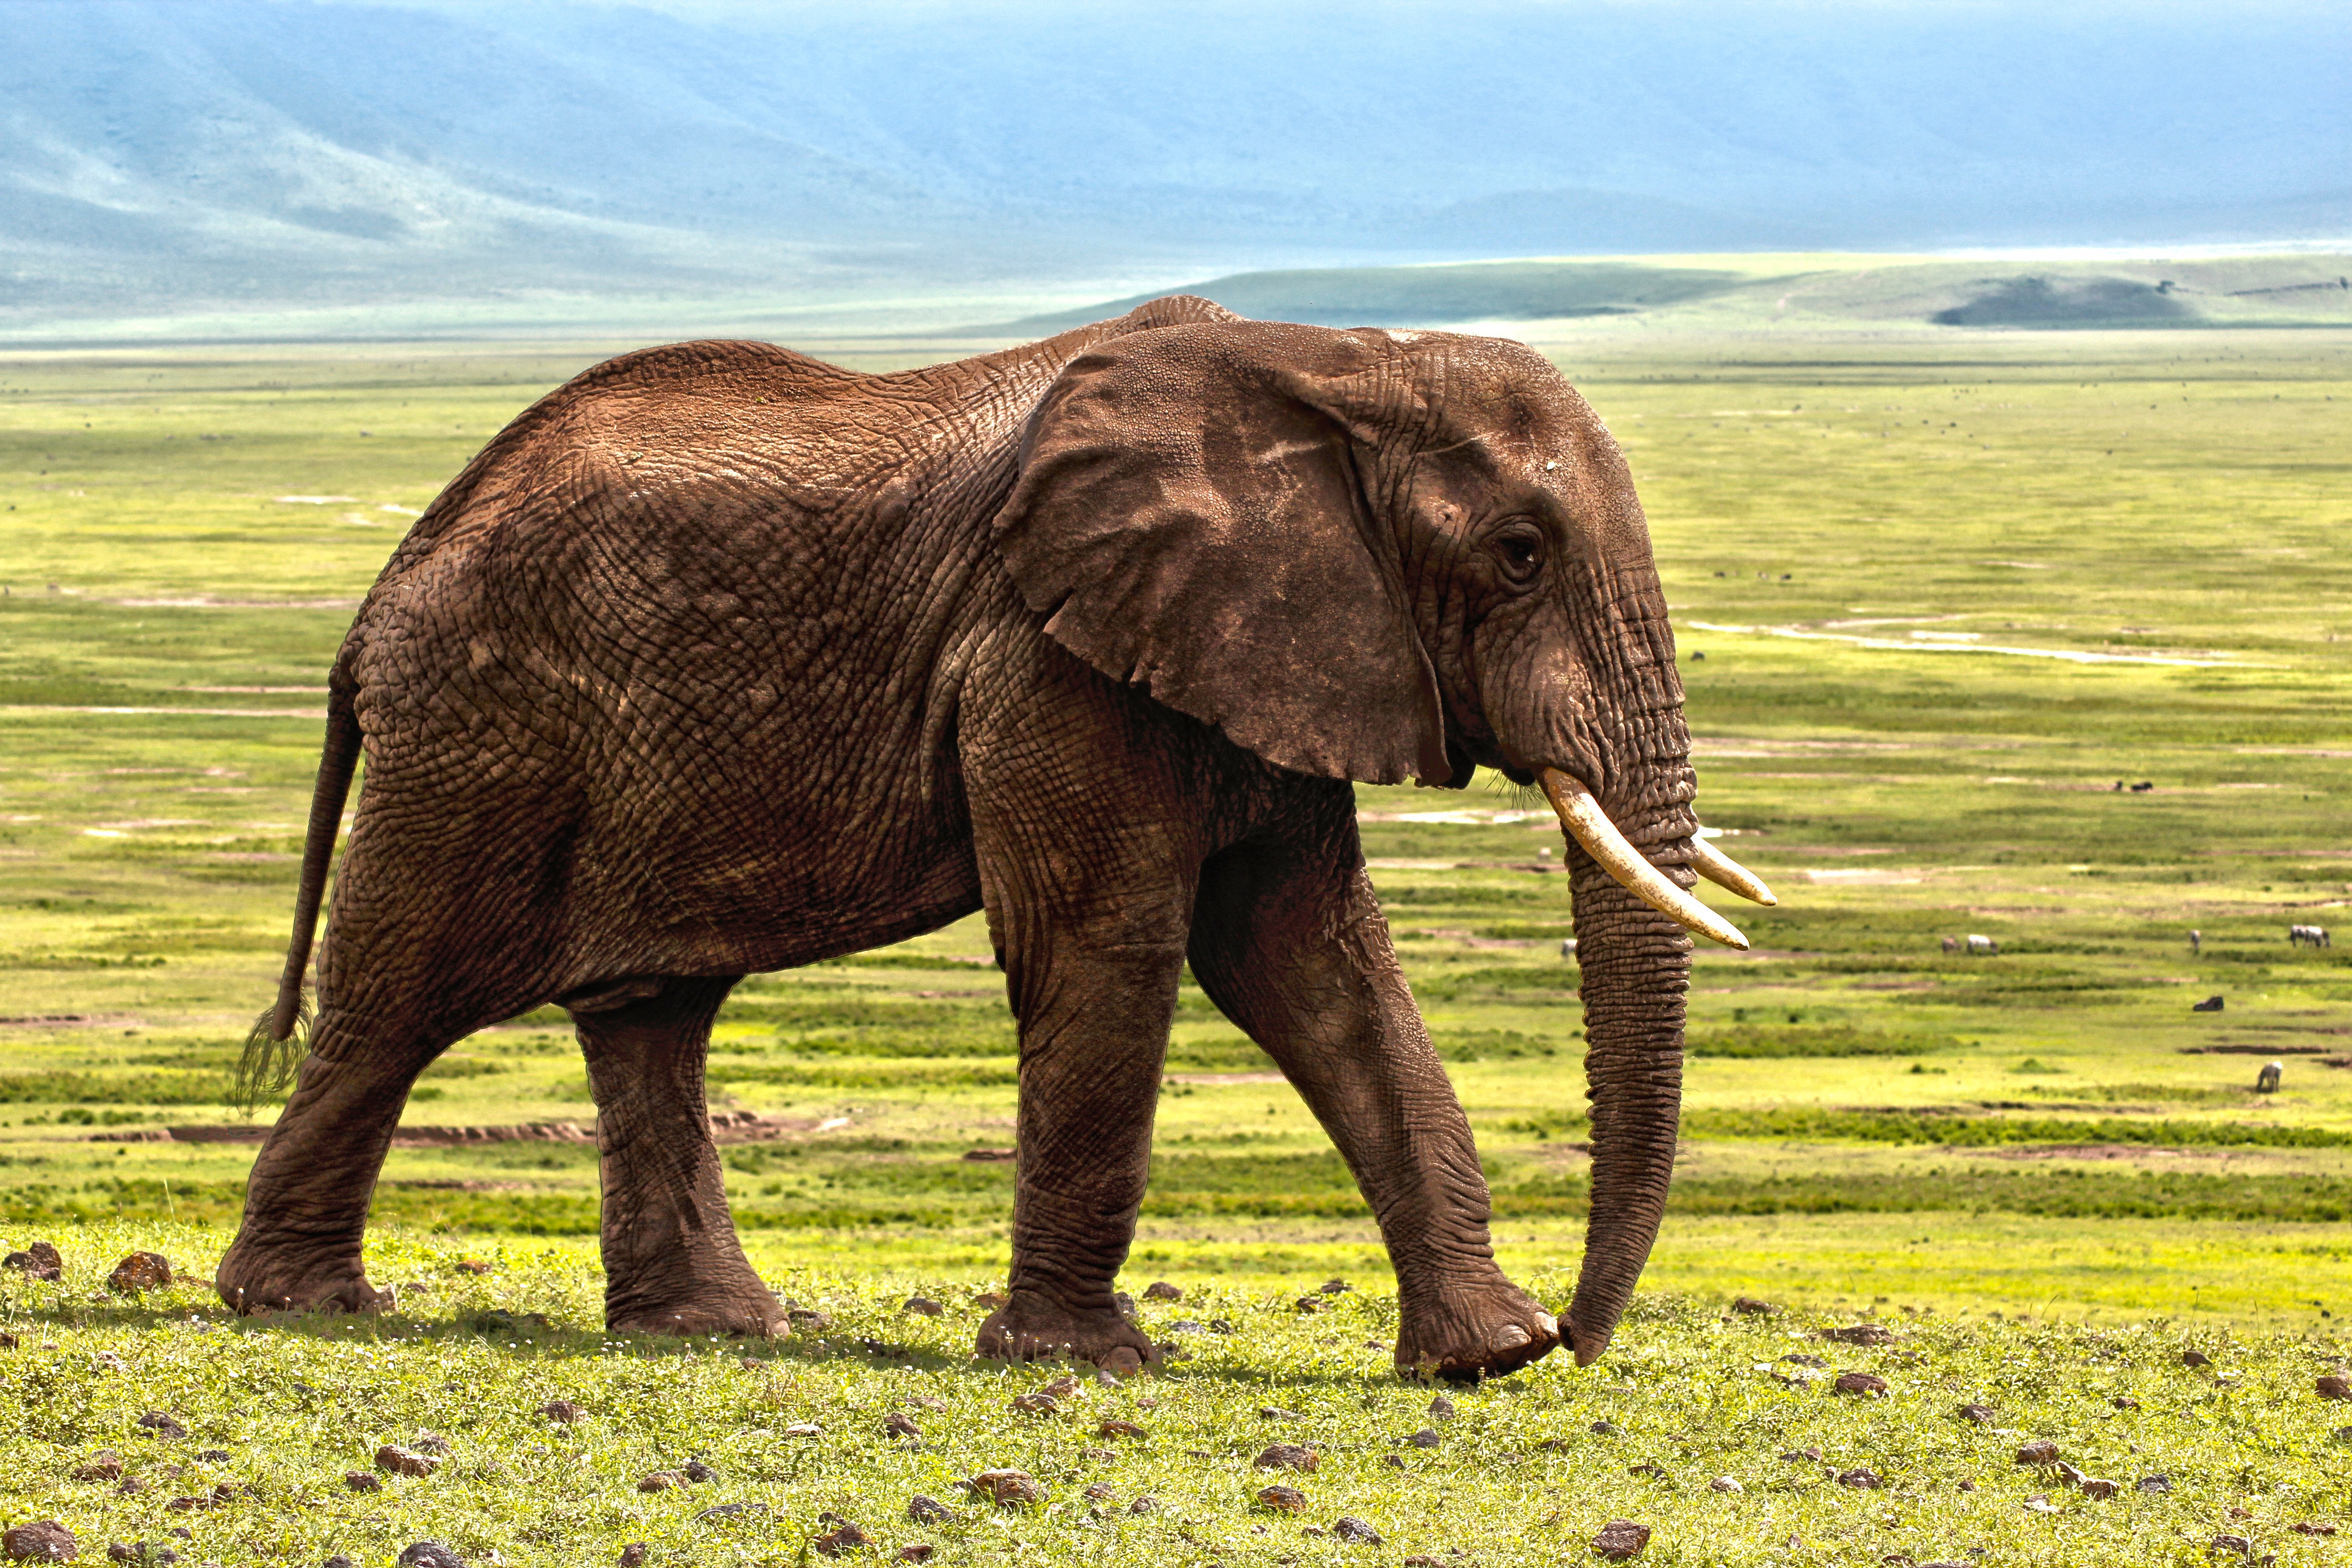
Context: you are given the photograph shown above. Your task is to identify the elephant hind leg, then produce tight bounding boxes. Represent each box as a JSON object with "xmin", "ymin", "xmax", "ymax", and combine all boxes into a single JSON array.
[{"xmin": 574, "ymin": 975, "xmax": 782, "ymax": 1337}]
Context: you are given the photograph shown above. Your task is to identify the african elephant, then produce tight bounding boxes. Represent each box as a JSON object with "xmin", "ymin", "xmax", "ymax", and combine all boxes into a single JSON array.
[{"xmin": 219, "ymin": 295, "xmax": 1772, "ymax": 1379}]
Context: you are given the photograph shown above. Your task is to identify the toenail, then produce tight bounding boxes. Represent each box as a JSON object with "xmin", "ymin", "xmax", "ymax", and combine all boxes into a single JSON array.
[{"xmin": 1493, "ymin": 1324, "xmax": 1531, "ymax": 1348}]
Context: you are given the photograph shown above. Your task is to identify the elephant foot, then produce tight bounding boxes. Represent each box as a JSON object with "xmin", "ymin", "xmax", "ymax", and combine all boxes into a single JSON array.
[
  {"xmin": 1394, "ymin": 1281, "xmax": 1561, "ymax": 1382},
  {"xmin": 977, "ymin": 1290, "xmax": 1159, "ymax": 1373},
  {"xmin": 216, "ymin": 1241, "xmax": 391, "ymax": 1318},
  {"xmin": 606, "ymin": 1259, "xmax": 786, "ymax": 1338}
]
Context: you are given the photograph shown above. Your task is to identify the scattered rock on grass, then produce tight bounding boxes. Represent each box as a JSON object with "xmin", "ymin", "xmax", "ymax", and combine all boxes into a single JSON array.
[
  {"xmin": 695, "ymin": 1504, "xmax": 767, "ymax": 1523},
  {"xmin": 2292, "ymin": 1522, "xmax": 2340, "ymax": 1537},
  {"xmin": 896, "ymin": 1548, "xmax": 933, "ymax": 1563},
  {"xmin": 135, "ymin": 1413, "xmax": 186, "ymax": 1441},
  {"xmin": 343, "ymin": 1473, "xmax": 379, "ymax": 1494},
  {"xmin": 106, "ymin": 1253, "xmax": 173, "ymax": 1294},
  {"xmin": 885, "ymin": 1413, "xmax": 921, "ymax": 1440},
  {"xmin": 1319, "ymin": 1279, "xmax": 1351, "ymax": 1294},
  {"xmin": 410, "ymin": 1434, "xmax": 453, "ymax": 1458},
  {"xmin": 1591, "ymin": 1421, "xmax": 1623, "ymax": 1437},
  {"xmin": 1098, "ymin": 1419, "xmax": 1146, "ymax": 1440},
  {"xmin": 1730, "ymin": 1296, "xmax": 1777, "ymax": 1315},
  {"xmin": 2208, "ymin": 1535, "xmax": 2250, "ymax": 1558},
  {"xmin": 637, "ymin": 1472, "xmax": 685, "ymax": 1493},
  {"xmin": 963, "ymin": 1470, "xmax": 1042, "ymax": 1507},
  {"xmin": 5, "ymin": 1242, "xmax": 62, "ymax": 1282},
  {"xmin": 1333, "ymin": 1517, "xmax": 1381, "ymax": 1544},
  {"xmin": 1837, "ymin": 1469, "xmax": 1883, "ymax": 1490},
  {"xmin": 1592, "ymin": 1519, "xmax": 1651, "ymax": 1560},
  {"xmin": 2015, "ymin": 1440, "xmax": 2060, "ymax": 1466},
  {"xmin": 3, "ymin": 1522, "xmax": 76, "ymax": 1562},
  {"xmin": 1710, "ymin": 1477, "xmax": 1743, "ymax": 1494},
  {"xmin": 2136, "ymin": 1475, "xmax": 2171, "ymax": 1492},
  {"xmin": 72, "ymin": 1453, "xmax": 123, "ymax": 1483},
  {"xmin": 813, "ymin": 1523, "xmax": 868, "ymax": 1557},
  {"xmin": 1143, "ymin": 1282, "xmax": 1182, "ymax": 1301},
  {"xmin": 681, "ymin": 1461, "xmax": 717, "ymax": 1484},
  {"xmin": 2317, "ymin": 1375, "xmax": 2351, "ymax": 1401},
  {"xmin": 452, "ymin": 1259, "xmax": 491, "ymax": 1276},
  {"xmin": 395, "ymin": 1544, "xmax": 464, "ymax": 1568},
  {"xmin": 1405, "ymin": 1430, "xmax": 1440, "ymax": 1449},
  {"xmin": 1821, "ymin": 1324, "xmax": 1893, "ymax": 1347},
  {"xmin": 2180, "ymin": 1350, "xmax": 2211, "ymax": 1368},
  {"xmin": 1255, "ymin": 1444, "xmax": 1318, "ymax": 1473},
  {"xmin": 1258, "ymin": 1406, "xmax": 1302, "ymax": 1422},
  {"xmin": 1833, "ymin": 1373, "xmax": 1889, "ymax": 1398},
  {"xmin": 1426, "ymin": 1396, "xmax": 1455, "ymax": 1420},
  {"xmin": 1256, "ymin": 1484, "xmax": 1307, "ymax": 1514},
  {"xmin": 905, "ymin": 1497, "xmax": 950, "ymax": 1526},
  {"xmin": 375, "ymin": 1446, "xmax": 439, "ymax": 1479},
  {"xmin": 617, "ymin": 1546, "xmax": 647, "ymax": 1567},
  {"xmin": 1126, "ymin": 1496, "xmax": 1156, "ymax": 1515},
  {"xmin": 2110, "ymin": 1396, "xmax": 2140, "ymax": 1410},
  {"xmin": 1081, "ymin": 1483, "xmax": 1117, "ymax": 1503},
  {"xmin": 2080, "ymin": 1477, "xmax": 2121, "ymax": 1499},
  {"xmin": 1958, "ymin": 1403, "xmax": 1995, "ymax": 1424},
  {"xmin": 901, "ymin": 1297, "xmax": 942, "ymax": 1317},
  {"xmin": 538, "ymin": 1400, "xmax": 586, "ymax": 1425},
  {"xmin": 1294, "ymin": 1295, "xmax": 1326, "ymax": 1314},
  {"xmin": 1009, "ymin": 1394, "xmax": 1059, "ymax": 1417}
]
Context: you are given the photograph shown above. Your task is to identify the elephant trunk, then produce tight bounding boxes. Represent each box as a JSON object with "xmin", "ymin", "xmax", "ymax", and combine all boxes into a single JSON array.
[{"xmin": 1558, "ymin": 843, "xmax": 1693, "ymax": 1365}]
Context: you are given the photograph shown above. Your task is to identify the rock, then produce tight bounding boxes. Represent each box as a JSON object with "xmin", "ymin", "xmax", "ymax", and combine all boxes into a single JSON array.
[
  {"xmin": 2292, "ymin": 1522, "xmax": 2339, "ymax": 1537},
  {"xmin": 1427, "ymin": 1396, "xmax": 1456, "ymax": 1420},
  {"xmin": 617, "ymin": 1547, "xmax": 648, "ymax": 1568},
  {"xmin": 1319, "ymin": 1278, "xmax": 1352, "ymax": 1294},
  {"xmin": 410, "ymin": 1433, "xmax": 453, "ymax": 1457},
  {"xmin": 1820, "ymin": 1324, "xmax": 1893, "ymax": 1346},
  {"xmin": 92, "ymin": 1352, "xmax": 128, "ymax": 1373},
  {"xmin": 2052, "ymin": 1460, "xmax": 2086, "ymax": 1488},
  {"xmin": 1780, "ymin": 1447, "xmax": 1822, "ymax": 1463},
  {"xmin": 1592, "ymin": 1520, "xmax": 1651, "ymax": 1560},
  {"xmin": 906, "ymin": 1497, "xmax": 950, "ymax": 1525},
  {"xmin": 1837, "ymin": 1469, "xmax": 1883, "ymax": 1489},
  {"xmin": 375, "ymin": 1446, "xmax": 440, "ymax": 1479},
  {"xmin": 1097, "ymin": 1419, "xmax": 1146, "ymax": 1439},
  {"xmin": 103, "ymin": 1550, "xmax": 138, "ymax": 1565},
  {"xmin": 1254, "ymin": 1444, "xmax": 1318, "ymax": 1472},
  {"xmin": 885, "ymin": 1412, "xmax": 921, "ymax": 1440},
  {"xmin": 2022, "ymin": 1494, "xmax": 2059, "ymax": 1514},
  {"xmin": 1710, "ymin": 1477, "xmax": 1743, "ymax": 1494},
  {"xmin": 1126, "ymin": 1496, "xmax": 1156, "ymax": 1515},
  {"xmin": 135, "ymin": 1412, "xmax": 187, "ymax": 1441},
  {"xmin": 3, "ymin": 1523, "xmax": 76, "ymax": 1562},
  {"xmin": 2208, "ymin": 1536, "xmax": 2251, "ymax": 1558},
  {"xmin": 191, "ymin": 1451, "xmax": 228, "ymax": 1465},
  {"xmin": 813, "ymin": 1524, "xmax": 868, "ymax": 1557},
  {"xmin": 695, "ymin": 1504, "xmax": 768, "ymax": 1523},
  {"xmin": 2015, "ymin": 1440, "xmax": 2060, "ymax": 1466},
  {"xmin": 901, "ymin": 1297, "xmax": 942, "ymax": 1317},
  {"xmin": 2180, "ymin": 1349, "xmax": 2212, "ymax": 1367},
  {"xmin": 72, "ymin": 1452, "xmax": 124, "ymax": 1482},
  {"xmin": 1730, "ymin": 1296, "xmax": 1777, "ymax": 1315},
  {"xmin": 2317, "ymin": 1375, "xmax": 2351, "ymax": 1401},
  {"xmin": 1833, "ymin": 1372, "xmax": 1889, "ymax": 1398},
  {"xmin": 965, "ymin": 1470, "xmax": 1043, "ymax": 1507},
  {"xmin": 1009, "ymin": 1393, "xmax": 1059, "ymax": 1416},
  {"xmin": 343, "ymin": 1472, "xmax": 380, "ymax": 1493},
  {"xmin": 1293, "ymin": 1295, "xmax": 1325, "ymax": 1314},
  {"xmin": 1255, "ymin": 1484, "xmax": 1307, "ymax": 1514},
  {"xmin": 1142, "ymin": 1281, "xmax": 1182, "ymax": 1301},
  {"xmin": 106, "ymin": 1253, "xmax": 173, "ymax": 1295},
  {"xmin": 1258, "ymin": 1406, "xmax": 1302, "ymax": 1421},
  {"xmin": 0, "ymin": 1332, "xmax": 17, "ymax": 1349},
  {"xmin": 1333, "ymin": 1517, "xmax": 1381, "ymax": 1544},
  {"xmin": 538, "ymin": 1400, "xmax": 586, "ymax": 1425},
  {"xmin": 1081, "ymin": 1483, "xmax": 1117, "ymax": 1502},
  {"xmin": 1035, "ymin": 1374, "xmax": 1082, "ymax": 1400},
  {"xmin": 1958, "ymin": 1402, "xmax": 1996, "ymax": 1424},
  {"xmin": 452, "ymin": 1259, "xmax": 492, "ymax": 1275},
  {"xmin": 2336, "ymin": 1427, "xmax": 2352, "ymax": 1444},
  {"xmin": 5, "ymin": 1242, "xmax": 62, "ymax": 1282},
  {"xmin": 395, "ymin": 1544, "xmax": 463, "ymax": 1568},
  {"xmin": 1780, "ymin": 1354, "xmax": 1827, "ymax": 1368},
  {"xmin": 637, "ymin": 1472, "xmax": 685, "ymax": 1493},
  {"xmin": 1405, "ymin": 1429, "xmax": 1440, "ymax": 1449},
  {"xmin": 1209, "ymin": 1318, "xmax": 1237, "ymax": 1334},
  {"xmin": 681, "ymin": 1461, "xmax": 716, "ymax": 1484},
  {"xmin": 2110, "ymin": 1396, "xmax": 2140, "ymax": 1410},
  {"xmin": 2079, "ymin": 1477, "xmax": 2120, "ymax": 1499},
  {"xmin": 1591, "ymin": 1421, "xmax": 1623, "ymax": 1436},
  {"xmin": 783, "ymin": 1423, "xmax": 820, "ymax": 1438},
  {"xmin": 896, "ymin": 1548, "xmax": 934, "ymax": 1563}
]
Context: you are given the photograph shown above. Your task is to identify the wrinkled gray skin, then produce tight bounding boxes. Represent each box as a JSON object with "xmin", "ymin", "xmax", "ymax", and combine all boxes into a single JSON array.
[{"xmin": 219, "ymin": 296, "xmax": 1696, "ymax": 1378}]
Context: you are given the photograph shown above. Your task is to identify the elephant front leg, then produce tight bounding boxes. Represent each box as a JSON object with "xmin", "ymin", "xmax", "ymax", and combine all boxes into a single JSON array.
[
  {"xmin": 1190, "ymin": 828, "xmax": 1561, "ymax": 1381},
  {"xmin": 574, "ymin": 976, "xmax": 783, "ymax": 1337}
]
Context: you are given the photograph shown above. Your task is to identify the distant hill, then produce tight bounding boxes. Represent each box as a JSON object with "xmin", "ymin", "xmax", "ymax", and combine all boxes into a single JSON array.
[{"xmin": 3, "ymin": 0, "xmax": 2348, "ymax": 334}]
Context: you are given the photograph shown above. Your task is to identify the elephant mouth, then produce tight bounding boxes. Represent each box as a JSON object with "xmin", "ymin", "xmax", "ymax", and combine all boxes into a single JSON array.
[{"xmin": 1534, "ymin": 768, "xmax": 1775, "ymax": 946}]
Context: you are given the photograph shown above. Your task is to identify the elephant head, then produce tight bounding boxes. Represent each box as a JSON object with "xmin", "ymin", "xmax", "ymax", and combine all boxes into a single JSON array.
[{"xmin": 993, "ymin": 315, "xmax": 1774, "ymax": 1364}]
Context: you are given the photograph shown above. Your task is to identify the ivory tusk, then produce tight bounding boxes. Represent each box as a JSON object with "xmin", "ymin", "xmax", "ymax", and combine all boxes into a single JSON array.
[
  {"xmin": 1689, "ymin": 835, "xmax": 1777, "ymax": 906},
  {"xmin": 1537, "ymin": 770, "xmax": 1750, "ymax": 951}
]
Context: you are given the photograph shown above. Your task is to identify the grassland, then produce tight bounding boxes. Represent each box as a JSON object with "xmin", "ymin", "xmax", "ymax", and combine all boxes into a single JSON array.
[{"xmin": 1, "ymin": 324, "xmax": 2349, "ymax": 1563}]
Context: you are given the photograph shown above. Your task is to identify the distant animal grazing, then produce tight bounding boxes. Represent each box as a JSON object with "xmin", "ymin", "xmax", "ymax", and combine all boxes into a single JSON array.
[
  {"xmin": 2256, "ymin": 1061, "xmax": 2283, "ymax": 1093},
  {"xmin": 1940, "ymin": 935, "xmax": 1959, "ymax": 954},
  {"xmin": 2189, "ymin": 929, "xmax": 2201, "ymax": 954},
  {"xmin": 2290, "ymin": 924, "xmax": 2330, "ymax": 949},
  {"xmin": 1560, "ymin": 938, "xmax": 1579, "ymax": 961},
  {"xmin": 2191, "ymin": 994, "xmax": 2225, "ymax": 1013},
  {"xmin": 1965, "ymin": 934, "xmax": 1998, "ymax": 956}
]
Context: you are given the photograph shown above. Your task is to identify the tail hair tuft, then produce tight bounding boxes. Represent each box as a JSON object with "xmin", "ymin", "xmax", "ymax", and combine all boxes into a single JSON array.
[{"xmin": 233, "ymin": 987, "xmax": 313, "ymax": 1116}]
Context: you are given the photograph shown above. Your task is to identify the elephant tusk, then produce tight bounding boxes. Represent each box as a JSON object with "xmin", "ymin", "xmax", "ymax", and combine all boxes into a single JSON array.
[
  {"xmin": 1689, "ymin": 834, "xmax": 1777, "ymax": 906},
  {"xmin": 1538, "ymin": 769, "xmax": 1750, "ymax": 951}
]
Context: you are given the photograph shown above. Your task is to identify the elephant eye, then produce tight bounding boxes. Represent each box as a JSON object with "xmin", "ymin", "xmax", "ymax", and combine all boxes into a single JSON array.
[{"xmin": 1492, "ymin": 522, "xmax": 1544, "ymax": 585}]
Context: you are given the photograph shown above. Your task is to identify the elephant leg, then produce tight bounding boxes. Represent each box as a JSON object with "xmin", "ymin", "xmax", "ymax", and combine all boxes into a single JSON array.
[
  {"xmin": 218, "ymin": 1005, "xmax": 459, "ymax": 1316},
  {"xmin": 1188, "ymin": 811, "xmax": 1561, "ymax": 1381},
  {"xmin": 574, "ymin": 976, "xmax": 782, "ymax": 1337}
]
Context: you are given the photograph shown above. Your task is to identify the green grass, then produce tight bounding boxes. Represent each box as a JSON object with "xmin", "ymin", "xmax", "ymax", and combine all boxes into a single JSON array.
[{"xmin": 2, "ymin": 324, "xmax": 2351, "ymax": 1561}]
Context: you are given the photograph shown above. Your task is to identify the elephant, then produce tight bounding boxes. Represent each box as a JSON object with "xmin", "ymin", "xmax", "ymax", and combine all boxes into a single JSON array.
[{"xmin": 217, "ymin": 294, "xmax": 1774, "ymax": 1379}]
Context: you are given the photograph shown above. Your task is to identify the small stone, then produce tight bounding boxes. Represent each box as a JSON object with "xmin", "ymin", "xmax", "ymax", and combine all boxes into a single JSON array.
[
  {"xmin": 1834, "ymin": 1372, "xmax": 1889, "ymax": 1398},
  {"xmin": 1294, "ymin": 1295, "xmax": 1325, "ymax": 1314},
  {"xmin": 5, "ymin": 1242, "xmax": 61, "ymax": 1282},
  {"xmin": 1593, "ymin": 1519, "xmax": 1651, "ymax": 1560},
  {"xmin": 3, "ymin": 1522, "xmax": 76, "ymax": 1562},
  {"xmin": 1780, "ymin": 1353, "xmax": 1827, "ymax": 1368},
  {"xmin": 2180, "ymin": 1349, "xmax": 2211, "ymax": 1367},
  {"xmin": 2208, "ymin": 1536, "xmax": 2250, "ymax": 1558},
  {"xmin": 343, "ymin": 1472, "xmax": 380, "ymax": 1493},
  {"xmin": 104, "ymin": 1550, "xmax": 138, "ymax": 1565},
  {"xmin": 1837, "ymin": 1468, "xmax": 1883, "ymax": 1489},
  {"xmin": 885, "ymin": 1412, "xmax": 921, "ymax": 1439},
  {"xmin": 2079, "ymin": 1477, "xmax": 2120, "ymax": 1499},
  {"xmin": 681, "ymin": 1461, "xmax": 717, "ymax": 1483},
  {"xmin": 1821, "ymin": 1323, "xmax": 1893, "ymax": 1347},
  {"xmin": 1780, "ymin": 1447, "xmax": 1821, "ymax": 1463},
  {"xmin": 2317, "ymin": 1375, "xmax": 2351, "ymax": 1401},
  {"xmin": 1731, "ymin": 1296, "xmax": 1777, "ymax": 1315},
  {"xmin": 1591, "ymin": 1421, "xmax": 1623, "ymax": 1436},
  {"xmin": 538, "ymin": 1400, "xmax": 586, "ymax": 1425},
  {"xmin": 191, "ymin": 1451, "xmax": 228, "ymax": 1465},
  {"xmin": 901, "ymin": 1296, "xmax": 942, "ymax": 1317},
  {"xmin": 1126, "ymin": 1495, "xmax": 1156, "ymax": 1514},
  {"xmin": 906, "ymin": 1496, "xmax": 950, "ymax": 1525},
  {"xmin": 1098, "ymin": 1419, "xmax": 1147, "ymax": 1439},
  {"xmin": 1258, "ymin": 1406, "xmax": 1303, "ymax": 1421},
  {"xmin": 2052, "ymin": 1461, "xmax": 2086, "ymax": 1488},
  {"xmin": 637, "ymin": 1472, "xmax": 685, "ymax": 1493},
  {"xmin": 452, "ymin": 1259, "xmax": 491, "ymax": 1275},
  {"xmin": 2292, "ymin": 1522, "xmax": 2340, "ymax": 1537},
  {"xmin": 136, "ymin": 1412, "xmax": 187, "ymax": 1441},
  {"xmin": 966, "ymin": 1470, "xmax": 1043, "ymax": 1507},
  {"xmin": 1082, "ymin": 1483, "xmax": 1117, "ymax": 1502},
  {"xmin": 1406, "ymin": 1429, "xmax": 1440, "ymax": 1449},
  {"xmin": 694, "ymin": 1504, "xmax": 768, "ymax": 1522},
  {"xmin": 92, "ymin": 1352, "xmax": 128, "ymax": 1373},
  {"xmin": 1256, "ymin": 1484, "xmax": 1308, "ymax": 1514},
  {"xmin": 1710, "ymin": 1477, "xmax": 1743, "ymax": 1494},
  {"xmin": 72, "ymin": 1452, "xmax": 124, "ymax": 1482},
  {"xmin": 1142, "ymin": 1281, "xmax": 1182, "ymax": 1301},
  {"xmin": 1319, "ymin": 1278, "xmax": 1352, "ymax": 1294},
  {"xmin": 1009, "ymin": 1393, "xmax": 1058, "ymax": 1416},
  {"xmin": 617, "ymin": 1547, "xmax": 648, "ymax": 1568},
  {"xmin": 896, "ymin": 1549, "xmax": 934, "ymax": 1564},
  {"xmin": 106, "ymin": 1253, "xmax": 173, "ymax": 1295},
  {"xmin": 410, "ymin": 1433, "xmax": 453, "ymax": 1457},
  {"xmin": 783, "ymin": 1422, "xmax": 820, "ymax": 1437},
  {"xmin": 2135, "ymin": 1474, "xmax": 2172, "ymax": 1492},
  {"xmin": 1333, "ymin": 1516, "xmax": 1381, "ymax": 1545},
  {"xmin": 2110, "ymin": 1396, "xmax": 2140, "ymax": 1410},
  {"xmin": 375, "ymin": 1446, "xmax": 439, "ymax": 1479},
  {"xmin": 1427, "ymin": 1396, "xmax": 1456, "ymax": 1420},
  {"xmin": 2015, "ymin": 1440, "xmax": 2060, "ymax": 1466},
  {"xmin": 813, "ymin": 1524, "xmax": 868, "ymax": 1557},
  {"xmin": 2336, "ymin": 1427, "xmax": 2352, "ymax": 1444},
  {"xmin": 1958, "ymin": 1402, "xmax": 1996, "ymax": 1424},
  {"xmin": 2022, "ymin": 1494, "xmax": 2059, "ymax": 1514},
  {"xmin": 1254, "ymin": 1443, "xmax": 1318, "ymax": 1472},
  {"xmin": 1036, "ymin": 1374, "xmax": 1083, "ymax": 1399},
  {"xmin": 395, "ymin": 1545, "xmax": 463, "ymax": 1568}
]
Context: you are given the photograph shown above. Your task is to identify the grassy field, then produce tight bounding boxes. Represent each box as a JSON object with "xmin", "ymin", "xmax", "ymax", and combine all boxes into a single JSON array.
[{"xmin": 2, "ymin": 324, "xmax": 2349, "ymax": 1563}]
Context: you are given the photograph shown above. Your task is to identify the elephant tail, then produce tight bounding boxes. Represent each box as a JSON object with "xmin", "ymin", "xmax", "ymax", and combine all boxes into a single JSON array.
[{"xmin": 235, "ymin": 685, "xmax": 362, "ymax": 1112}]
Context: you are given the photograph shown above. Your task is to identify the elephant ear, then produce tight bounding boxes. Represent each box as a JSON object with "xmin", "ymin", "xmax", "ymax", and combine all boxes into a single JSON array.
[{"xmin": 992, "ymin": 321, "xmax": 1451, "ymax": 785}]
